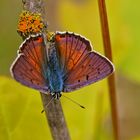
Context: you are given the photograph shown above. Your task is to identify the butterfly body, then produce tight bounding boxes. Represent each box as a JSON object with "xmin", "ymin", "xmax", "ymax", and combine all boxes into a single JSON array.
[
  {"xmin": 10, "ymin": 32, "xmax": 114, "ymax": 99},
  {"xmin": 46, "ymin": 41, "xmax": 63, "ymax": 96}
]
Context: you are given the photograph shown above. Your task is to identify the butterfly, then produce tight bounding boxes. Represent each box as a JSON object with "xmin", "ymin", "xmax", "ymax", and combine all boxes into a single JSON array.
[{"xmin": 10, "ymin": 32, "xmax": 114, "ymax": 99}]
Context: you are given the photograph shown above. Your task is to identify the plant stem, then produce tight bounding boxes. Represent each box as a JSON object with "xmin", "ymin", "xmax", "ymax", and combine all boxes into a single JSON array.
[
  {"xmin": 22, "ymin": 0, "xmax": 70, "ymax": 140},
  {"xmin": 40, "ymin": 93, "xmax": 70, "ymax": 140},
  {"xmin": 98, "ymin": 0, "xmax": 119, "ymax": 140}
]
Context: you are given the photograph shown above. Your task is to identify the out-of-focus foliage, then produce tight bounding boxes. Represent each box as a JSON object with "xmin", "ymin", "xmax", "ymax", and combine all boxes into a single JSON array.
[
  {"xmin": 0, "ymin": 0, "xmax": 139, "ymax": 140},
  {"xmin": 133, "ymin": 137, "xmax": 140, "ymax": 140},
  {"xmin": 0, "ymin": 77, "xmax": 110, "ymax": 140},
  {"xmin": 116, "ymin": 1, "xmax": 140, "ymax": 82},
  {"xmin": 0, "ymin": 76, "xmax": 52, "ymax": 140}
]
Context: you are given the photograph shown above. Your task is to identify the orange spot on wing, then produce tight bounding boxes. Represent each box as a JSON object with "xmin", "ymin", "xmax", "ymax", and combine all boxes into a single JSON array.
[
  {"xmin": 55, "ymin": 34, "xmax": 61, "ymax": 42},
  {"xmin": 37, "ymin": 37, "xmax": 43, "ymax": 43}
]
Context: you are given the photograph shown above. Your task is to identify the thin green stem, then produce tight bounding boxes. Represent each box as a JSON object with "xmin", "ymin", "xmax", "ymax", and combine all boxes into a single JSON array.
[{"xmin": 98, "ymin": 0, "xmax": 119, "ymax": 140}]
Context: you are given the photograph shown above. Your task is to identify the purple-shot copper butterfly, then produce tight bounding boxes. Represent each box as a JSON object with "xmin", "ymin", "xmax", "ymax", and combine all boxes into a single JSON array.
[{"xmin": 10, "ymin": 32, "xmax": 114, "ymax": 99}]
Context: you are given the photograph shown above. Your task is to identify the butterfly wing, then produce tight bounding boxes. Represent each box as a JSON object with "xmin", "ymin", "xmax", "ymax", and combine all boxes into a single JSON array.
[
  {"xmin": 55, "ymin": 32, "xmax": 91, "ymax": 75},
  {"xmin": 55, "ymin": 32, "xmax": 114, "ymax": 92},
  {"xmin": 63, "ymin": 51, "xmax": 114, "ymax": 92},
  {"xmin": 10, "ymin": 34, "xmax": 49, "ymax": 93}
]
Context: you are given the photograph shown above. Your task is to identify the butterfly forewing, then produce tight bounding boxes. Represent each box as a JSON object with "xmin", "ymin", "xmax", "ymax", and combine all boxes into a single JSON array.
[
  {"xmin": 10, "ymin": 34, "xmax": 49, "ymax": 92},
  {"xmin": 55, "ymin": 32, "xmax": 91, "ymax": 75}
]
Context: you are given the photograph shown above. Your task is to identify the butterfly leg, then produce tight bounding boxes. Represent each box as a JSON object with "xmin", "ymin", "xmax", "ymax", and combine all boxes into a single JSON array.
[{"xmin": 52, "ymin": 92, "xmax": 62, "ymax": 99}]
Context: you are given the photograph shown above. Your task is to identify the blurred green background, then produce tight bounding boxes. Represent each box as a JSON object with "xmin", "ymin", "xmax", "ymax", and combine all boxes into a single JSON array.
[{"xmin": 0, "ymin": 0, "xmax": 140, "ymax": 140}]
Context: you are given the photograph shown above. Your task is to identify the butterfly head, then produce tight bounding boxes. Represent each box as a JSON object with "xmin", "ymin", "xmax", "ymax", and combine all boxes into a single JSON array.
[
  {"xmin": 17, "ymin": 10, "xmax": 47, "ymax": 38},
  {"xmin": 46, "ymin": 31, "xmax": 55, "ymax": 42}
]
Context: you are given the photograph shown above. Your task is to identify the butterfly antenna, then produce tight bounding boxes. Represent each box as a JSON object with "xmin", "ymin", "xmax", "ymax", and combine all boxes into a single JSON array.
[
  {"xmin": 62, "ymin": 95, "xmax": 85, "ymax": 109},
  {"xmin": 41, "ymin": 96, "xmax": 54, "ymax": 113}
]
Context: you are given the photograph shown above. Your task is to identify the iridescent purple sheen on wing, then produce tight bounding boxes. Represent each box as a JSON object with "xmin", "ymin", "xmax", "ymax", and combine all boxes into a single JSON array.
[
  {"xmin": 54, "ymin": 32, "xmax": 114, "ymax": 92},
  {"xmin": 10, "ymin": 34, "xmax": 49, "ymax": 93},
  {"xmin": 55, "ymin": 32, "xmax": 91, "ymax": 75},
  {"xmin": 63, "ymin": 51, "xmax": 114, "ymax": 92},
  {"xmin": 10, "ymin": 31, "xmax": 114, "ymax": 96}
]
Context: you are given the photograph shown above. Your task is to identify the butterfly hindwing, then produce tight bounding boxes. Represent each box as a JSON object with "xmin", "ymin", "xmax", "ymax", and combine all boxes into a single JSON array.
[
  {"xmin": 10, "ymin": 34, "xmax": 49, "ymax": 92},
  {"xmin": 63, "ymin": 51, "xmax": 114, "ymax": 92}
]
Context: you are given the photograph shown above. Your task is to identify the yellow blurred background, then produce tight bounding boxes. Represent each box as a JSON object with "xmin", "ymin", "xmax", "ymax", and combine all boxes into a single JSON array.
[{"xmin": 0, "ymin": 0, "xmax": 140, "ymax": 140}]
